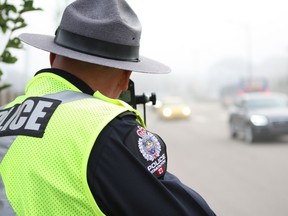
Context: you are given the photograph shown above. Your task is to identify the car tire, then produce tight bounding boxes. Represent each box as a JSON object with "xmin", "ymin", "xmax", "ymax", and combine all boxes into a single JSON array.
[
  {"xmin": 243, "ymin": 124, "xmax": 256, "ymax": 143},
  {"xmin": 229, "ymin": 122, "xmax": 238, "ymax": 139}
]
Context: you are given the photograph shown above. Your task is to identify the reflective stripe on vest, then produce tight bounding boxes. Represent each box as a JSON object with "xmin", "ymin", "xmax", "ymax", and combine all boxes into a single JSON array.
[{"xmin": 0, "ymin": 91, "xmax": 94, "ymax": 161}]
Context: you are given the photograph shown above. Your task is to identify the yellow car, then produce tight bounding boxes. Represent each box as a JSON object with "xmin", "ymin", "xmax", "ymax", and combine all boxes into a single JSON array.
[{"xmin": 157, "ymin": 97, "xmax": 191, "ymax": 120}]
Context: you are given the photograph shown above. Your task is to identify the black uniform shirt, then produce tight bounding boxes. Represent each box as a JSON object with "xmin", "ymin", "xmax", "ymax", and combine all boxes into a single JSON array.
[{"xmin": 87, "ymin": 113, "xmax": 216, "ymax": 216}]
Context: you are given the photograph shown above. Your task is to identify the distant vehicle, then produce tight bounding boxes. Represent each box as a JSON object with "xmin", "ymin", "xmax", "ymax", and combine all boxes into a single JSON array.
[
  {"xmin": 228, "ymin": 92, "xmax": 288, "ymax": 143},
  {"xmin": 220, "ymin": 77, "xmax": 269, "ymax": 108},
  {"xmin": 157, "ymin": 97, "xmax": 191, "ymax": 120}
]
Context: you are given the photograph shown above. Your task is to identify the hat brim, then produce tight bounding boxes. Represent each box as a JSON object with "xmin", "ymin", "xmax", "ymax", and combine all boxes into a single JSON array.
[{"xmin": 19, "ymin": 33, "xmax": 171, "ymax": 74}]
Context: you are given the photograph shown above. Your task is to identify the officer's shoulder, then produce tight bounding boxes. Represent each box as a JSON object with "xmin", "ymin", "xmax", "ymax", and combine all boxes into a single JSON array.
[{"xmin": 117, "ymin": 111, "xmax": 137, "ymax": 120}]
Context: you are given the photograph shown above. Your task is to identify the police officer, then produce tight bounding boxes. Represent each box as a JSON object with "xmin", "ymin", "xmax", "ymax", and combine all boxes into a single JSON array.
[{"xmin": 0, "ymin": 0, "xmax": 216, "ymax": 215}]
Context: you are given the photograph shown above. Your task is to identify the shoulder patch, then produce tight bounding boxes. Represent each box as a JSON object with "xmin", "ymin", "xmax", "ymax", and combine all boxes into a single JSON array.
[
  {"xmin": 137, "ymin": 126, "xmax": 161, "ymax": 161},
  {"xmin": 125, "ymin": 125, "xmax": 167, "ymax": 178},
  {"xmin": 0, "ymin": 97, "xmax": 61, "ymax": 138}
]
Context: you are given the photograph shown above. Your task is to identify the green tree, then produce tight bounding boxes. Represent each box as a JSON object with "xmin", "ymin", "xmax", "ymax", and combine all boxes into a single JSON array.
[{"xmin": 0, "ymin": 0, "xmax": 41, "ymax": 91}]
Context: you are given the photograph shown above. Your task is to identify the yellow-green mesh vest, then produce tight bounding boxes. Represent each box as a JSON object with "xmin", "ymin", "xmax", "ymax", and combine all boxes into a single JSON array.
[{"xmin": 0, "ymin": 72, "xmax": 145, "ymax": 215}]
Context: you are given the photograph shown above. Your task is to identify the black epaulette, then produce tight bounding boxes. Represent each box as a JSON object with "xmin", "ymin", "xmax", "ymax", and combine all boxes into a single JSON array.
[{"xmin": 117, "ymin": 111, "xmax": 136, "ymax": 119}]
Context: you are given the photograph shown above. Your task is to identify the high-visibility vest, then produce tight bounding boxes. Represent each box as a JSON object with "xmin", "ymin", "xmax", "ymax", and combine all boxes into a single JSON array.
[{"xmin": 0, "ymin": 72, "xmax": 145, "ymax": 215}]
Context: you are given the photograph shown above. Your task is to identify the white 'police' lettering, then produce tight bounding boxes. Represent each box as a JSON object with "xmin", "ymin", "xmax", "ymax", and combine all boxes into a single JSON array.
[
  {"xmin": 0, "ymin": 97, "xmax": 61, "ymax": 137},
  {"xmin": 0, "ymin": 106, "xmax": 16, "ymax": 128},
  {"xmin": 25, "ymin": 100, "xmax": 54, "ymax": 131},
  {"xmin": 147, "ymin": 153, "xmax": 166, "ymax": 173},
  {"xmin": 9, "ymin": 99, "xmax": 35, "ymax": 130}
]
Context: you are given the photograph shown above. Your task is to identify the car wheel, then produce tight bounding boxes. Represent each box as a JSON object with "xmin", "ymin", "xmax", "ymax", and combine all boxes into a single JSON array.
[
  {"xmin": 229, "ymin": 122, "xmax": 238, "ymax": 139},
  {"xmin": 243, "ymin": 124, "xmax": 256, "ymax": 143}
]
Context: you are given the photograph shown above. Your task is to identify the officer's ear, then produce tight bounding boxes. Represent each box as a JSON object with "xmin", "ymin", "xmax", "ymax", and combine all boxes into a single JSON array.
[
  {"xmin": 122, "ymin": 70, "xmax": 132, "ymax": 91},
  {"xmin": 49, "ymin": 53, "xmax": 56, "ymax": 66}
]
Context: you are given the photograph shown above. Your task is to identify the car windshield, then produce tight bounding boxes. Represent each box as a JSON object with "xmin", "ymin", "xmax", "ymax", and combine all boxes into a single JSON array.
[{"xmin": 244, "ymin": 97, "xmax": 288, "ymax": 109}]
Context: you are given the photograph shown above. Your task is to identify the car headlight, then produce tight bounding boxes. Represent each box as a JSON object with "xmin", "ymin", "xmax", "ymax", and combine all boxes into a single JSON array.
[
  {"xmin": 182, "ymin": 107, "xmax": 191, "ymax": 116},
  {"xmin": 250, "ymin": 115, "xmax": 268, "ymax": 126},
  {"xmin": 162, "ymin": 108, "xmax": 172, "ymax": 117}
]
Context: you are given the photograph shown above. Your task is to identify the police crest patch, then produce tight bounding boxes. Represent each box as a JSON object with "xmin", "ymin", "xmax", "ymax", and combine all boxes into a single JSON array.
[{"xmin": 137, "ymin": 126, "xmax": 161, "ymax": 161}]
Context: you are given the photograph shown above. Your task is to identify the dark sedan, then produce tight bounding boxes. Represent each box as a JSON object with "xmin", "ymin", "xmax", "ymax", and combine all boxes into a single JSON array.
[{"xmin": 228, "ymin": 92, "xmax": 288, "ymax": 143}]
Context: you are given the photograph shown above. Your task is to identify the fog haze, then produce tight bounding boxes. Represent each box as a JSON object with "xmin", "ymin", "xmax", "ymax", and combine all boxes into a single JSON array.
[{"xmin": 2, "ymin": 0, "xmax": 288, "ymax": 100}]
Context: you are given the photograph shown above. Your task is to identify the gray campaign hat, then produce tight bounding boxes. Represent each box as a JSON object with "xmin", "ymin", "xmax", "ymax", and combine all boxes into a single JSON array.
[{"xmin": 19, "ymin": 0, "xmax": 171, "ymax": 74}]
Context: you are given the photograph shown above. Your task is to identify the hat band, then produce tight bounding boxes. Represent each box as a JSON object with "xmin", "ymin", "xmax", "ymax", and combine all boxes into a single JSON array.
[{"xmin": 54, "ymin": 28, "xmax": 140, "ymax": 62}]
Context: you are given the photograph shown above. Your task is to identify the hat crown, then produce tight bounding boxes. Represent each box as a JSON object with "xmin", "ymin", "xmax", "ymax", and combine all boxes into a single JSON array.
[{"xmin": 60, "ymin": 0, "xmax": 141, "ymax": 46}]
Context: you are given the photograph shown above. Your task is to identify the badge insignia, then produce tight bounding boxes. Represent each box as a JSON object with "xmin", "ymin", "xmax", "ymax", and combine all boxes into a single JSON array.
[{"xmin": 137, "ymin": 126, "xmax": 161, "ymax": 161}]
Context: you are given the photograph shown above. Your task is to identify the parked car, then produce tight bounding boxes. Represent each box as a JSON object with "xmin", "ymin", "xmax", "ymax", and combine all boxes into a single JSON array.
[
  {"xmin": 228, "ymin": 92, "xmax": 288, "ymax": 143},
  {"xmin": 157, "ymin": 97, "xmax": 191, "ymax": 120}
]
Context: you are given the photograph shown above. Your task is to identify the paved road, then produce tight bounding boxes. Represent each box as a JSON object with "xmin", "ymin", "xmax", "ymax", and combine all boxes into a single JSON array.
[{"xmin": 142, "ymin": 102, "xmax": 288, "ymax": 216}]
